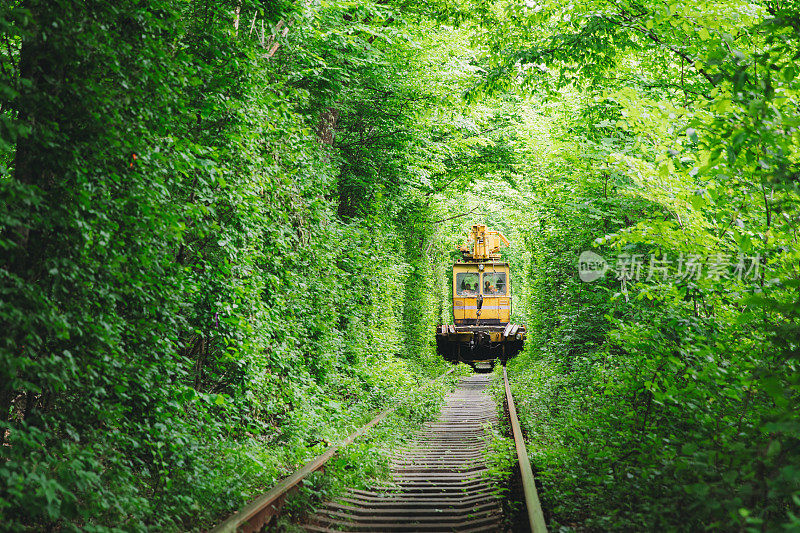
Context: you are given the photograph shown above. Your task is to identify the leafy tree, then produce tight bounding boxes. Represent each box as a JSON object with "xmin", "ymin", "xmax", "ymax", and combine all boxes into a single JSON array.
[{"xmin": 469, "ymin": 0, "xmax": 800, "ymax": 529}]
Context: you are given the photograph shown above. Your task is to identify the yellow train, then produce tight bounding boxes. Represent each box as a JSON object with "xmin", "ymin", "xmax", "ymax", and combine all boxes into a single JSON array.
[{"xmin": 437, "ymin": 224, "xmax": 526, "ymax": 369}]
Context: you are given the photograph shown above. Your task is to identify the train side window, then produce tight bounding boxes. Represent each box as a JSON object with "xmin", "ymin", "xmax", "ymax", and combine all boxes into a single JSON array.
[
  {"xmin": 482, "ymin": 272, "xmax": 507, "ymax": 296},
  {"xmin": 456, "ymin": 272, "xmax": 479, "ymax": 296}
]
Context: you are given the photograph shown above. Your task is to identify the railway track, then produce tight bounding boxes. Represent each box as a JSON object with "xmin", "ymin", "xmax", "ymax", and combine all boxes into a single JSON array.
[
  {"xmin": 210, "ymin": 368, "xmax": 546, "ymax": 533},
  {"xmin": 303, "ymin": 374, "xmax": 502, "ymax": 532}
]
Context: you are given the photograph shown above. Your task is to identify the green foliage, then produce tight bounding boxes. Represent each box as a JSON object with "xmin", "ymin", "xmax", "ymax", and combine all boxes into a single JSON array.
[
  {"xmin": 471, "ymin": 0, "xmax": 800, "ymax": 530},
  {"xmin": 0, "ymin": 0, "xmax": 455, "ymax": 529},
  {"xmin": 3, "ymin": 0, "xmax": 797, "ymax": 529}
]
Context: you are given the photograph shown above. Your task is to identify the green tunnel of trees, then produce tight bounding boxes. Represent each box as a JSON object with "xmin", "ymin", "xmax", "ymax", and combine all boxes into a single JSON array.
[{"xmin": 1, "ymin": 0, "xmax": 799, "ymax": 530}]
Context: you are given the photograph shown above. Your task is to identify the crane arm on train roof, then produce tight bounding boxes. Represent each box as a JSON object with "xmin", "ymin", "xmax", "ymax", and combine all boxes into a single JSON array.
[
  {"xmin": 456, "ymin": 224, "xmax": 512, "ymax": 261},
  {"xmin": 493, "ymin": 231, "xmax": 510, "ymax": 247}
]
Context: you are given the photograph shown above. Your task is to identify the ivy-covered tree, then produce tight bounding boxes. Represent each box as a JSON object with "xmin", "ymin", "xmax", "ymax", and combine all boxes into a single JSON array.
[{"xmin": 0, "ymin": 0, "xmax": 459, "ymax": 529}]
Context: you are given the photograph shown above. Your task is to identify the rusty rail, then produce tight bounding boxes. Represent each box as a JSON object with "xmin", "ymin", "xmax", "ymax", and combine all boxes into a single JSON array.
[
  {"xmin": 209, "ymin": 367, "xmax": 455, "ymax": 533},
  {"xmin": 503, "ymin": 365, "xmax": 548, "ymax": 533}
]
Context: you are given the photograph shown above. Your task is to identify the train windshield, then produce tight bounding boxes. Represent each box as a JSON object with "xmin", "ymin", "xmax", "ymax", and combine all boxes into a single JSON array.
[
  {"xmin": 456, "ymin": 272, "xmax": 480, "ymax": 296},
  {"xmin": 483, "ymin": 272, "xmax": 507, "ymax": 296}
]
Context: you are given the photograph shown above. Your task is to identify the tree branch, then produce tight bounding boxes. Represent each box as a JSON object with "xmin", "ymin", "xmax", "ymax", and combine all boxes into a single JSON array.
[
  {"xmin": 433, "ymin": 205, "xmax": 480, "ymax": 224},
  {"xmin": 606, "ymin": 13, "xmax": 720, "ymax": 87}
]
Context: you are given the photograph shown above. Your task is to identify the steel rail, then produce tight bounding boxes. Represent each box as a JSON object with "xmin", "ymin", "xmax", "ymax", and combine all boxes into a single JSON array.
[
  {"xmin": 209, "ymin": 367, "xmax": 455, "ymax": 533},
  {"xmin": 503, "ymin": 365, "xmax": 548, "ymax": 533}
]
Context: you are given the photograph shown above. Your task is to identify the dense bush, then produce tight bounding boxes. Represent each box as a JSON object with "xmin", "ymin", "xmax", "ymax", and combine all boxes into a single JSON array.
[{"xmin": 0, "ymin": 0, "xmax": 453, "ymax": 529}]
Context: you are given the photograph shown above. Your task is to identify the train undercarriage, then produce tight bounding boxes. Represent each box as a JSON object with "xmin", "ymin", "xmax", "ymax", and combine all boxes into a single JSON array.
[{"xmin": 436, "ymin": 323, "xmax": 526, "ymax": 371}]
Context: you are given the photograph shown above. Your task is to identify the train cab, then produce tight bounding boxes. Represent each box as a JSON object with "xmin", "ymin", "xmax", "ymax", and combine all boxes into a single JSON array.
[{"xmin": 453, "ymin": 262, "xmax": 511, "ymax": 325}]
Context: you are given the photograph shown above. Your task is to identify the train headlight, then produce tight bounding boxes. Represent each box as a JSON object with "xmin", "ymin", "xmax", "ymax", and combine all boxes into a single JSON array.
[
  {"xmin": 516, "ymin": 333, "xmax": 522, "ymax": 340},
  {"xmin": 478, "ymin": 263, "xmax": 484, "ymax": 271}
]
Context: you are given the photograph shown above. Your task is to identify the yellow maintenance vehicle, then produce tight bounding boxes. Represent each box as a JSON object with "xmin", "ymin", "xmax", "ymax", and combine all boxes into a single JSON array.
[{"xmin": 437, "ymin": 224, "xmax": 526, "ymax": 370}]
